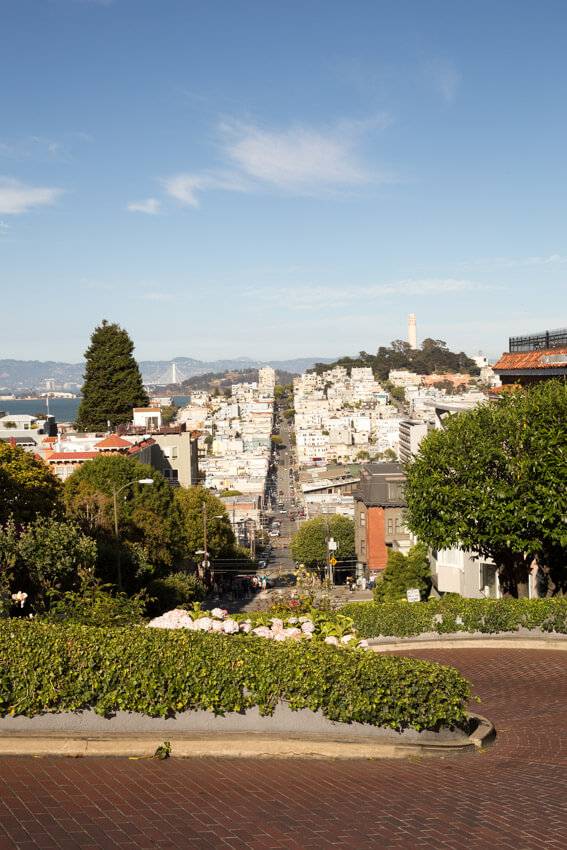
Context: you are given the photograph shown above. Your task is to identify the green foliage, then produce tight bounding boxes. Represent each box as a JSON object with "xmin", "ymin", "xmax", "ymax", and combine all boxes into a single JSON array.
[
  {"xmin": 290, "ymin": 515, "xmax": 355, "ymax": 570},
  {"xmin": 274, "ymin": 385, "xmax": 285, "ymax": 399},
  {"xmin": 0, "ymin": 517, "xmax": 97, "ymax": 607},
  {"xmin": 0, "ymin": 443, "xmax": 62, "ymax": 523},
  {"xmin": 147, "ymin": 572, "xmax": 206, "ymax": 616},
  {"xmin": 40, "ymin": 573, "xmax": 148, "ymax": 627},
  {"xmin": 283, "ymin": 408, "xmax": 295, "ymax": 419},
  {"xmin": 174, "ymin": 486, "xmax": 234, "ymax": 558},
  {"xmin": 76, "ymin": 320, "xmax": 149, "ymax": 431},
  {"xmin": 0, "ymin": 621, "xmax": 472, "ymax": 731},
  {"xmin": 374, "ymin": 544, "xmax": 431, "ymax": 603},
  {"xmin": 404, "ymin": 380, "xmax": 567, "ymax": 597},
  {"xmin": 64, "ymin": 454, "xmax": 186, "ymax": 576},
  {"xmin": 160, "ymin": 405, "xmax": 179, "ymax": 425},
  {"xmin": 340, "ymin": 597, "xmax": 567, "ymax": 638},
  {"xmin": 271, "ymin": 434, "xmax": 283, "ymax": 445},
  {"xmin": 310, "ymin": 340, "xmax": 478, "ymax": 382}
]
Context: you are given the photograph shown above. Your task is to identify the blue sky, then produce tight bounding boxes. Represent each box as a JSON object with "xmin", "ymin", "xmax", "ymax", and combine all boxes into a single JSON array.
[{"xmin": 1, "ymin": 0, "xmax": 566, "ymax": 364}]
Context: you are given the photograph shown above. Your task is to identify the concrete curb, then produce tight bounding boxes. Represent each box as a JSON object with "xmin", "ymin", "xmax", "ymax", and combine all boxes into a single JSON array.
[
  {"xmin": 368, "ymin": 632, "xmax": 567, "ymax": 653},
  {"xmin": 0, "ymin": 712, "xmax": 495, "ymax": 760}
]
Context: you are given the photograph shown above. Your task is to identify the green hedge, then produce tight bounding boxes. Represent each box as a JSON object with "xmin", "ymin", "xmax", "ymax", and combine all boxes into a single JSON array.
[
  {"xmin": 340, "ymin": 597, "xmax": 567, "ymax": 638},
  {"xmin": 0, "ymin": 621, "xmax": 472, "ymax": 732}
]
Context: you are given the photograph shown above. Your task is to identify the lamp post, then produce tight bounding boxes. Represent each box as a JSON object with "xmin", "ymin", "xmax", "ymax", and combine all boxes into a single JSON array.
[
  {"xmin": 113, "ymin": 478, "xmax": 153, "ymax": 588},
  {"xmin": 198, "ymin": 503, "xmax": 224, "ymax": 584}
]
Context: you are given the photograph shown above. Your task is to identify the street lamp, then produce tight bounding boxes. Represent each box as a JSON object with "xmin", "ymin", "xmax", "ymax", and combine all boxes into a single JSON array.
[
  {"xmin": 199, "ymin": 503, "xmax": 224, "ymax": 583},
  {"xmin": 113, "ymin": 478, "xmax": 153, "ymax": 588}
]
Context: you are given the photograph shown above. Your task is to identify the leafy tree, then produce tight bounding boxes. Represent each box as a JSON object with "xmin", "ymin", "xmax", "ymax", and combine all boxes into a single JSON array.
[
  {"xmin": 271, "ymin": 434, "xmax": 283, "ymax": 445},
  {"xmin": 174, "ymin": 487, "xmax": 235, "ymax": 559},
  {"xmin": 290, "ymin": 516, "xmax": 355, "ymax": 573},
  {"xmin": 404, "ymin": 380, "xmax": 567, "ymax": 598},
  {"xmin": 373, "ymin": 544, "xmax": 431, "ymax": 602},
  {"xmin": 76, "ymin": 320, "xmax": 149, "ymax": 431},
  {"xmin": 0, "ymin": 443, "xmax": 62, "ymax": 523},
  {"xmin": 274, "ymin": 385, "xmax": 285, "ymax": 399},
  {"xmin": 161, "ymin": 405, "xmax": 179, "ymax": 425},
  {"xmin": 283, "ymin": 408, "xmax": 295, "ymax": 419},
  {"xmin": 0, "ymin": 516, "xmax": 97, "ymax": 607},
  {"xmin": 64, "ymin": 454, "xmax": 186, "ymax": 580}
]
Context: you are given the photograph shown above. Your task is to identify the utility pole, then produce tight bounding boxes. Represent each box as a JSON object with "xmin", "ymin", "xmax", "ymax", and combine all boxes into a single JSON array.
[
  {"xmin": 201, "ymin": 501, "xmax": 208, "ymax": 582},
  {"xmin": 325, "ymin": 516, "xmax": 331, "ymax": 587}
]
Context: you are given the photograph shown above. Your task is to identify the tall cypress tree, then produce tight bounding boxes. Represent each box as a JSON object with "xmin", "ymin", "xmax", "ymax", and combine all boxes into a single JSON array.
[{"xmin": 76, "ymin": 320, "xmax": 149, "ymax": 431}]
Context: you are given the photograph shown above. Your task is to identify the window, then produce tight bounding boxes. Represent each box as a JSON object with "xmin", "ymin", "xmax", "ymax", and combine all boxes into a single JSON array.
[
  {"xmin": 164, "ymin": 446, "xmax": 178, "ymax": 459},
  {"xmin": 387, "ymin": 481, "xmax": 404, "ymax": 501},
  {"xmin": 387, "ymin": 518, "xmax": 394, "ymax": 535},
  {"xmin": 359, "ymin": 511, "xmax": 365, "ymax": 527},
  {"xmin": 360, "ymin": 540, "xmax": 366, "ymax": 555},
  {"xmin": 162, "ymin": 469, "xmax": 179, "ymax": 481}
]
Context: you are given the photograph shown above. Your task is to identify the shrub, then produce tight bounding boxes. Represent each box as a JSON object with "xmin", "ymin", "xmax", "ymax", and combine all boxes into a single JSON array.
[
  {"xmin": 40, "ymin": 574, "xmax": 148, "ymax": 627},
  {"xmin": 146, "ymin": 572, "xmax": 206, "ymax": 616},
  {"xmin": 340, "ymin": 597, "xmax": 567, "ymax": 638},
  {"xmin": 0, "ymin": 621, "xmax": 473, "ymax": 731},
  {"xmin": 373, "ymin": 544, "xmax": 431, "ymax": 603}
]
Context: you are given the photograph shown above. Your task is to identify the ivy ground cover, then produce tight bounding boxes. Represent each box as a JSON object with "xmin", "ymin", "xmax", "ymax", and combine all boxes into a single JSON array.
[{"xmin": 0, "ymin": 619, "xmax": 472, "ymax": 732}]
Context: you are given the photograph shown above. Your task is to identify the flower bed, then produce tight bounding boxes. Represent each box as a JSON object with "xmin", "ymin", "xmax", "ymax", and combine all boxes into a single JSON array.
[
  {"xmin": 148, "ymin": 607, "xmax": 369, "ymax": 649},
  {"xmin": 340, "ymin": 597, "xmax": 567, "ymax": 638},
  {"xmin": 0, "ymin": 620, "xmax": 473, "ymax": 732}
]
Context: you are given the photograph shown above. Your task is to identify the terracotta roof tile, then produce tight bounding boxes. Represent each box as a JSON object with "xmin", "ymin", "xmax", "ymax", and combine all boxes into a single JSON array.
[
  {"xmin": 47, "ymin": 452, "xmax": 98, "ymax": 462},
  {"xmin": 94, "ymin": 435, "xmax": 132, "ymax": 449},
  {"xmin": 493, "ymin": 347, "xmax": 567, "ymax": 372}
]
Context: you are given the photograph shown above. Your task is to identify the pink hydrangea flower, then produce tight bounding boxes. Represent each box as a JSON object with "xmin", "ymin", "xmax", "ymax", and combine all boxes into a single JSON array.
[
  {"xmin": 211, "ymin": 619, "xmax": 224, "ymax": 632},
  {"xmin": 222, "ymin": 619, "xmax": 240, "ymax": 634},
  {"xmin": 211, "ymin": 608, "xmax": 227, "ymax": 620},
  {"xmin": 301, "ymin": 621, "xmax": 316, "ymax": 634},
  {"xmin": 325, "ymin": 636, "xmax": 339, "ymax": 646},
  {"xmin": 252, "ymin": 626, "xmax": 273, "ymax": 639},
  {"xmin": 340, "ymin": 634, "xmax": 355, "ymax": 644}
]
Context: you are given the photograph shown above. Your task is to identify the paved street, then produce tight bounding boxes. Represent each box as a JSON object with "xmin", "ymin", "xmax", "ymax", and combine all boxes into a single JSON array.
[{"xmin": 1, "ymin": 646, "xmax": 566, "ymax": 848}]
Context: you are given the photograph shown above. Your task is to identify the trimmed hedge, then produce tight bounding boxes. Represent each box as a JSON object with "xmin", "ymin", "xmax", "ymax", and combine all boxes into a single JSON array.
[
  {"xmin": 0, "ymin": 621, "xmax": 472, "ymax": 732},
  {"xmin": 340, "ymin": 597, "xmax": 567, "ymax": 638}
]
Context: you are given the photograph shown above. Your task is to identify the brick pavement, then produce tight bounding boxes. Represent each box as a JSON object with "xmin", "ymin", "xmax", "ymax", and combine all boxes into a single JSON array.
[{"xmin": 0, "ymin": 647, "xmax": 566, "ymax": 849}]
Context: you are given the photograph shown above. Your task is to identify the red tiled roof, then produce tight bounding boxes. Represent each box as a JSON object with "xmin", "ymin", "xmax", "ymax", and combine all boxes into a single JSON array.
[
  {"xmin": 46, "ymin": 452, "xmax": 98, "ymax": 462},
  {"xmin": 128, "ymin": 438, "xmax": 155, "ymax": 454},
  {"xmin": 94, "ymin": 435, "xmax": 132, "ymax": 449},
  {"xmin": 493, "ymin": 347, "xmax": 567, "ymax": 372}
]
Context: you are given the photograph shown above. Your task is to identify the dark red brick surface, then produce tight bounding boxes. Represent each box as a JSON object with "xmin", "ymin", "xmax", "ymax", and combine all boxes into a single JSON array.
[{"xmin": 0, "ymin": 648, "xmax": 566, "ymax": 848}]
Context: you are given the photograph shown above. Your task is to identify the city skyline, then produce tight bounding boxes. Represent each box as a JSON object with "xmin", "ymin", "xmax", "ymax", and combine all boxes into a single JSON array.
[{"xmin": 1, "ymin": 0, "xmax": 566, "ymax": 362}]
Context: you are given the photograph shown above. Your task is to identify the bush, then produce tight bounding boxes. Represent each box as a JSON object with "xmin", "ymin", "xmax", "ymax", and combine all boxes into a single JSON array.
[
  {"xmin": 39, "ymin": 574, "xmax": 148, "ymax": 627},
  {"xmin": 340, "ymin": 597, "xmax": 567, "ymax": 638},
  {"xmin": 373, "ymin": 544, "xmax": 431, "ymax": 603},
  {"xmin": 0, "ymin": 621, "xmax": 473, "ymax": 731},
  {"xmin": 146, "ymin": 572, "xmax": 206, "ymax": 616}
]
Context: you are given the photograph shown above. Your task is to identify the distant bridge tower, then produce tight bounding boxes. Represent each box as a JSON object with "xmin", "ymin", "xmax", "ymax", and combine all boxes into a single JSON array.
[
  {"xmin": 171, "ymin": 362, "xmax": 178, "ymax": 385},
  {"xmin": 408, "ymin": 313, "xmax": 418, "ymax": 350}
]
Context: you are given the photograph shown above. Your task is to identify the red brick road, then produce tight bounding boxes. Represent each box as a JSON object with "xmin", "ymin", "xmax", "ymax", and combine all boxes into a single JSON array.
[{"xmin": 0, "ymin": 647, "xmax": 566, "ymax": 849}]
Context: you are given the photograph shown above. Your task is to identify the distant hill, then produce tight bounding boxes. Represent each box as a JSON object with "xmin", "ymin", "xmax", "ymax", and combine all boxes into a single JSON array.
[{"xmin": 0, "ymin": 356, "xmax": 337, "ymax": 392}]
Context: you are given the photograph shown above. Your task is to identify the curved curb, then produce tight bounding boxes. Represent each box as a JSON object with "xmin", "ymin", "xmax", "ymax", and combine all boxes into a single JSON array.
[
  {"xmin": 368, "ymin": 633, "xmax": 567, "ymax": 653},
  {"xmin": 0, "ymin": 713, "xmax": 494, "ymax": 760}
]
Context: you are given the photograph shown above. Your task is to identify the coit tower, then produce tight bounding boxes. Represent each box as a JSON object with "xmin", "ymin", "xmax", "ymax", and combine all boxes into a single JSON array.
[{"xmin": 408, "ymin": 313, "xmax": 417, "ymax": 349}]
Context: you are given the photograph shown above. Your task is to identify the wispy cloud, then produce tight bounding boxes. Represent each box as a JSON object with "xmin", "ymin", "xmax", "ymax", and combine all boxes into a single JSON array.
[
  {"xmin": 458, "ymin": 254, "xmax": 567, "ymax": 269},
  {"xmin": 425, "ymin": 58, "xmax": 461, "ymax": 103},
  {"xmin": 243, "ymin": 278, "xmax": 478, "ymax": 310},
  {"xmin": 0, "ymin": 178, "xmax": 64, "ymax": 214},
  {"xmin": 162, "ymin": 115, "xmax": 393, "ymax": 208},
  {"xmin": 127, "ymin": 198, "xmax": 161, "ymax": 215}
]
